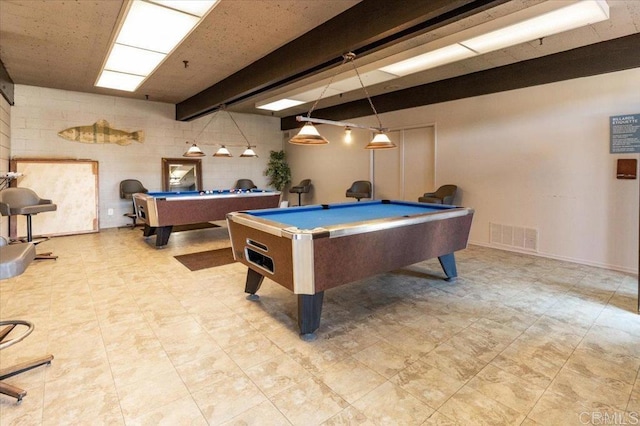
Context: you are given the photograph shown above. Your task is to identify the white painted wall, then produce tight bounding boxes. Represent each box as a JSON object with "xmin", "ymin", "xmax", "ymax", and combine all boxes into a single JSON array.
[
  {"xmin": 9, "ymin": 85, "xmax": 283, "ymax": 229},
  {"xmin": 288, "ymin": 68, "xmax": 640, "ymax": 272},
  {"xmin": 285, "ymin": 124, "xmax": 372, "ymax": 205}
]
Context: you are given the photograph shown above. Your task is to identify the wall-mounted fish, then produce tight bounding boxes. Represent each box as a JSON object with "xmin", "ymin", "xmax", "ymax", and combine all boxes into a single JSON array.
[{"xmin": 58, "ymin": 119, "xmax": 144, "ymax": 145}]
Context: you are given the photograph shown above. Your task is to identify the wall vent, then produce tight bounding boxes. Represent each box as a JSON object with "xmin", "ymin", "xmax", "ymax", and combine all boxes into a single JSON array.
[{"xmin": 490, "ymin": 223, "xmax": 538, "ymax": 252}]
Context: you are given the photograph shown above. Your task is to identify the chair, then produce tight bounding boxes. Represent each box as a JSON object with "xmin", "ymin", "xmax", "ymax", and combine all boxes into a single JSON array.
[
  {"xmin": 233, "ymin": 179, "xmax": 257, "ymax": 190},
  {"xmin": 120, "ymin": 179, "xmax": 148, "ymax": 228},
  {"xmin": 0, "ymin": 237, "xmax": 54, "ymax": 403},
  {"xmin": 289, "ymin": 179, "xmax": 311, "ymax": 206},
  {"xmin": 0, "ymin": 188, "xmax": 57, "ymax": 260},
  {"xmin": 418, "ymin": 184, "xmax": 457, "ymax": 205},
  {"xmin": 346, "ymin": 180, "xmax": 372, "ymax": 201}
]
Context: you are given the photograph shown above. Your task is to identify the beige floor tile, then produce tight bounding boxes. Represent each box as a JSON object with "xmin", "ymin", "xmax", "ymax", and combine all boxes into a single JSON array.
[
  {"xmin": 3, "ymin": 231, "xmax": 637, "ymax": 424},
  {"xmin": 564, "ymin": 345, "xmax": 640, "ymax": 385},
  {"xmin": 352, "ymin": 340, "xmax": 415, "ymax": 379},
  {"xmin": 444, "ymin": 320, "xmax": 519, "ymax": 363},
  {"xmin": 547, "ymin": 367, "xmax": 633, "ymax": 412},
  {"xmin": 125, "ymin": 396, "xmax": 207, "ymax": 426},
  {"xmin": 244, "ymin": 353, "xmax": 312, "ymax": 397},
  {"xmin": 352, "ymin": 381, "xmax": 435, "ymax": 425},
  {"xmin": 438, "ymin": 386, "xmax": 525, "ymax": 426},
  {"xmin": 221, "ymin": 400, "xmax": 292, "ymax": 426},
  {"xmin": 192, "ymin": 374, "xmax": 268, "ymax": 424},
  {"xmin": 0, "ymin": 383, "xmax": 44, "ymax": 425},
  {"xmin": 627, "ymin": 380, "xmax": 640, "ymax": 413},
  {"xmin": 528, "ymin": 391, "xmax": 593, "ymax": 425},
  {"xmin": 420, "ymin": 343, "xmax": 488, "ymax": 382},
  {"xmin": 391, "ymin": 359, "xmax": 467, "ymax": 409},
  {"xmin": 422, "ymin": 411, "xmax": 462, "ymax": 425},
  {"xmin": 321, "ymin": 406, "xmax": 375, "ymax": 425},
  {"xmin": 270, "ymin": 376, "xmax": 349, "ymax": 425},
  {"xmin": 466, "ymin": 365, "xmax": 546, "ymax": 415},
  {"xmin": 42, "ymin": 384, "xmax": 123, "ymax": 425},
  {"xmin": 175, "ymin": 349, "xmax": 245, "ymax": 392},
  {"xmin": 313, "ymin": 356, "xmax": 387, "ymax": 404},
  {"xmin": 117, "ymin": 368, "xmax": 190, "ymax": 420},
  {"xmin": 285, "ymin": 339, "xmax": 350, "ymax": 375},
  {"xmin": 107, "ymin": 343, "xmax": 176, "ymax": 388},
  {"xmin": 225, "ymin": 332, "xmax": 285, "ymax": 370}
]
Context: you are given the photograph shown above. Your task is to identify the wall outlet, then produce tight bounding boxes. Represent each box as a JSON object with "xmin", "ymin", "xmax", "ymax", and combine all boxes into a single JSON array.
[{"xmin": 107, "ymin": 208, "xmax": 114, "ymax": 216}]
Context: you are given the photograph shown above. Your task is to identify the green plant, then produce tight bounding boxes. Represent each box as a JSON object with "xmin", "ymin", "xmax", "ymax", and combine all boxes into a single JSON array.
[{"xmin": 264, "ymin": 150, "xmax": 291, "ymax": 191}]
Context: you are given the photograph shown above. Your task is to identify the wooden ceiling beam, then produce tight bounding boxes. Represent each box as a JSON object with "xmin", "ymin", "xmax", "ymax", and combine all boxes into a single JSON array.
[
  {"xmin": 176, "ymin": 0, "xmax": 507, "ymax": 121},
  {"xmin": 281, "ymin": 33, "xmax": 640, "ymax": 131}
]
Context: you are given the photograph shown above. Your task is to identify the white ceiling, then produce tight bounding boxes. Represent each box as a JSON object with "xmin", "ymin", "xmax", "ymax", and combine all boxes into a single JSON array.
[{"xmin": 0, "ymin": 0, "xmax": 638, "ymax": 118}]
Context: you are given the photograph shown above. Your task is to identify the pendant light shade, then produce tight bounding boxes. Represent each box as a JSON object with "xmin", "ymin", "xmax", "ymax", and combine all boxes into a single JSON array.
[
  {"xmin": 183, "ymin": 143, "xmax": 206, "ymax": 157},
  {"xmin": 213, "ymin": 145, "xmax": 232, "ymax": 157},
  {"xmin": 365, "ymin": 132, "xmax": 396, "ymax": 149},
  {"xmin": 240, "ymin": 147, "xmax": 258, "ymax": 157},
  {"xmin": 289, "ymin": 123, "xmax": 329, "ymax": 145},
  {"xmin": 288, "ymin": 53, "xmax": 395, "ymax": 149}
]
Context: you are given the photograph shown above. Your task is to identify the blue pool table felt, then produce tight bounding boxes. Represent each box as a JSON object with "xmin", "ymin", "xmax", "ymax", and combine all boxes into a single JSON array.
[{"xmin": 248, "ymin": 200, "xmax": 454, "ymax": 230}]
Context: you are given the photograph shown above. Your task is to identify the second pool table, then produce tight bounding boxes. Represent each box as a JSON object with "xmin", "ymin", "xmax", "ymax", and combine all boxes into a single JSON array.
[
  {"xmin": 227, "ymin": 199, "xmax": 474, "ymax": 339},
  {"xmin": 133, "ymin": 189, "xmax": 281, "ymax": 247}
]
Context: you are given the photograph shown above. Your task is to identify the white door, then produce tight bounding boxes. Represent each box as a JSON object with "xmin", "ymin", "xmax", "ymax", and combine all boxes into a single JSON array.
[{"xmin": 372, "ymin": 126, "xmax": 435, "ymax": 201}]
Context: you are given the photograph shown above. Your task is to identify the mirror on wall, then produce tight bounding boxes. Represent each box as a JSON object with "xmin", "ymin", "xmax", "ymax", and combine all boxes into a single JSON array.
[{"xmin": 161, "ymin": 158, "xmax": 203, "ymax": 191}]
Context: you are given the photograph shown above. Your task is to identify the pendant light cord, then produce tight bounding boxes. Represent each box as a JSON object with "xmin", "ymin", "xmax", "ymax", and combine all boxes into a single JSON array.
[
  {"xmin": 347, "ymin": 54, "xmax": 383, "ymax": 130},
  {"xmin": 306, "ymin": 52, "xmax": 383, "ymax": 130},
  {"xmin": 306, "ymin": 54, "xmax": 351, "ymax": 118}
]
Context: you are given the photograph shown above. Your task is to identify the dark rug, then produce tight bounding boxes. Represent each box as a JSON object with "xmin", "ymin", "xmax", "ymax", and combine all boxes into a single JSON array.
[
  {"xmin": 173, "ymin": 222, "xmax": 220, "ymax": 233},
  {"xmin": 174, "ymin": 247, "xmax": 236, "ymax": 271}
]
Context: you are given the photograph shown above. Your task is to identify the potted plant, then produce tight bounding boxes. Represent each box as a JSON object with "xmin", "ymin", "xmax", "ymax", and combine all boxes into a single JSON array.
[{"xmin": 264, "ymin": 150, "xmax": 291, "ymax": 193}]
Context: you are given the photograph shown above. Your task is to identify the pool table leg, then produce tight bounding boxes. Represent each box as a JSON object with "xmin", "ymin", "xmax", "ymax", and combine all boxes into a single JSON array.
[
  {"xmin": 438, "ymin": 253, "xmax": 458, "ymax": 282},
  {"xmin": 245, "ymin": 268, "xmax": 264, "ymax": 301},
  {"xmin": 298, "ymin": 292, "xmax": 324, "ymax": 341},
  {"xmin": 142, "ymin": 225, "xmax": 173, "ymax": 247},
  {"xmin": 154, "ymin": 226, "xmax": 173, "ymax": 247}
]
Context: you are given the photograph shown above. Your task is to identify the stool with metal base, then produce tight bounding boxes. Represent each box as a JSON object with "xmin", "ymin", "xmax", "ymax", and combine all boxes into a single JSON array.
[
  {"xmin": 119, "ymin": 179, "xmax": 148, "ymax": 229},
  {"xmin": 0, "ymin": 320, "xmax": 54, "ymax": 403},
  {"xmin": 288, "ymin": 179, "xmax": 311, "ymax": 206},
  {"xmin": 0, "ymin": 187, "xmax": 58, "ymax": 260}
]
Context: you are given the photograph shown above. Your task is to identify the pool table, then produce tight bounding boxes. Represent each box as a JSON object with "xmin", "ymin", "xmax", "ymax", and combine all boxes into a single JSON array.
[
  {"xmin": 226, "ymin": 199, "xmax": 474, "ymax": 339},
  {"xmin": 133, "ymin": 189, "xmax": 281, "ymax": 247}
]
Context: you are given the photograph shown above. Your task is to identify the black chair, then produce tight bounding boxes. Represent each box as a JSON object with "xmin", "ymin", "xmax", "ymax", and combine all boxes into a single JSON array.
[
  {"xmin": 346, "ymin": 180, "xmax": 372, "ymax": 201},
  {"xmin": 289, "ymin": 179, "xmax": 311, "ymax": 206},
  {"xmin": 0, "ymin": 188, "xmax": 57, "ymax": 260},
  {"xmin": 418, "ymin": 184, "xmax": 457, "ymax": 205},
  {"xmin": 233, "ymin": 179, "xmax": 257, "ymax": 190},
  {"xmin": 120, "ymin": 179, "xmax": 148, "ymax": 228}
]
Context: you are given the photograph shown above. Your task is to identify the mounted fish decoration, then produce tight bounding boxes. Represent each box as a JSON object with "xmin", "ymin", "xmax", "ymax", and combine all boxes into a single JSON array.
[{"xmin": 58, "ymin": 120, "xmax": 144, "ymax": 145}]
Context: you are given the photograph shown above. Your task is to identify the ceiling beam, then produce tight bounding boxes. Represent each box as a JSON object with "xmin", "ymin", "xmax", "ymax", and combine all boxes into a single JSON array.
[
  {"xmin": 0, "ymin": 58, "xmax": 15, "ymax": 105},
  {"xmin": 176, "ymin": 0, "xmax": 507, "ymax": 121},
  {"xmin": 281, "ymin": 33, "xmax": 640, "ymax": 131}
]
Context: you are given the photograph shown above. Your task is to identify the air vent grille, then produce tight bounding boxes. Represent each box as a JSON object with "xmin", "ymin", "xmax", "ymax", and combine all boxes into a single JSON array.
[{"xmin": 490, "ymin": 223, "xmax": 538, "ymax": 252}]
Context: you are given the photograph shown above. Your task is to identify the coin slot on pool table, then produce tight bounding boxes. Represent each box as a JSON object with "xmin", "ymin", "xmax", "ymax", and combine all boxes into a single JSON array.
[
  {"xmin": 245, "ymin": 248, "xmax": 275, "ymax": 273},
  {"xmin": 246, "ymin": 239, "xmax": 268, "ymax": 251}
]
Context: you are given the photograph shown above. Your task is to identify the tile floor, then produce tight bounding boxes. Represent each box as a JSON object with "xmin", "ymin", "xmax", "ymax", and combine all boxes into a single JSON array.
[{"xmin": 0, "ymin": 225, "xmax": 639, "ymax": 425}]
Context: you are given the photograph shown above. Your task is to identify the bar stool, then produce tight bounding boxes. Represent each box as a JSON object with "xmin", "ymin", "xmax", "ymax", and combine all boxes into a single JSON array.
[{"xmin": 0, "ymin": 320, "xmax": 53, "ymax": 403}]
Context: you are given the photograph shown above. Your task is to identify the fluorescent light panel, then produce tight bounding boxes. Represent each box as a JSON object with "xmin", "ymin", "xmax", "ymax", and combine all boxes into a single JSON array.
[
  {"xmin": 104, "ymin": 44, "xmax": 166, "ymax": 75},
  {"xmin": 96, "ymin": 70, "xmax": 145, "ymax": 92},
  {"xmin": 257, "ymin": 0, "xmax": 609, "ymax": 110},
  {"xmin": 96, "ymin": 0, "xmax": 219, "ymax": 92},
  {"xmin": 379, "ymin": 44, "xmax": 476, "ymax": 77},
  {"xmin": 461, "ymin": 0, "xmax": 609, "ymax": 54},
  {"xmin": 256, "ymin": 99, "xmax": 306, "ymax": 111},
  {"xmin": 117, "ymin": 1, "xmax": 199, "ymax": 54}
]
